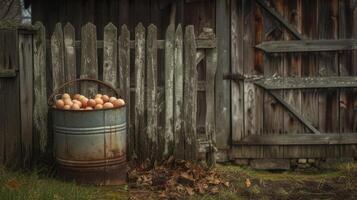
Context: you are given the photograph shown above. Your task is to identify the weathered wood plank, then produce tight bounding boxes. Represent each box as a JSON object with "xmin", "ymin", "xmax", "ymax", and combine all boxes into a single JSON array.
[
  {"xmin": 255, "ymin": 0, "xmax": 304, "ymax": 40},
  {"xmin": 51, "ymin": 23, "xmax": 65, "ymax": 91},
  {"xmin": 118, "ymin": 25, "xmax": 131, "ymax": 158},
  {"xmin": 234, "ymin": 133, "xmax": 357, "ymax": 145},
  {"xmin": 268, "ymin": 91, "xmax": 320, "ymax": 134},
  {"xmin": 46, "ymin": 38, "xmax": 216, "ymax": 50},
  {"xmin": 0, "ymin": 29, "xmax": 20, "ymax": 167},
  {"xmin": 339, "ymin": 0, "xmax": 357, "ymax": 156},
  {"xmin": 0, "ymin": 69, "xmax": 16, "ymax": 77},
  {"xmin": 231, "ymin": 0, "xmax": 244, "ymax": 143},
  {"xmin": 146, "ymin": 24, "xmax": 158, "ymax": 161},
  {"xmin": 63, "ymin": 23, "xmax": 76, "ymax": 93},
  {"xmin": 255, "ymin": 76, "xmax": 357, "ymax": 89},
  {"xmin": 33, "ymin": 22, "xmax": 47, "ymax": 156},
  {"xmin": 173, "ymin": 25, "xmax": 184, "ymax": 160},
  {"xmin": 282, "ymin": 0, "xmax": 303, "ymax": 158},
  {"xmin": 301, "ymin": 0, "xmax": 320, "ymax": 157},
  {"xmin": 183, "ymin": 25, "xmax": 197, "ymax": 160},
  {"xmin": 256, "ymin": 39, "xmax": 357, "ymax": 53},
  {"xmin": 164, "ymin": 24, "xmax": 175, "ymax": 158},
  {"xmin": 134, "ymin": 23, "xmax": 145, "ymax": 160},
  {"xmin": 19, "ymin": 33, "xmax": 33, "ymax": 167},
  {"xmin": 206, "ymin": 47, "xmax": 217, "ymax": 166},
  {"xmin": 103, "ymin": 23, "xmax": 118, "ymax": 89},
  {"xmin": 80, "ymin": 23, "xmax": 98, "ymax": 97},
  {"xmin": 215, "ymin": 0, "xmax": 231, "ymax": 157}
]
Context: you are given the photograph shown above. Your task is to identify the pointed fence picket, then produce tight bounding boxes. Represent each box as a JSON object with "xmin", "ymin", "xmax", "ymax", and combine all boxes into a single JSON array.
[{"xmin": 46, "ymin": 22, "xmax": 217, "ymax": 163}]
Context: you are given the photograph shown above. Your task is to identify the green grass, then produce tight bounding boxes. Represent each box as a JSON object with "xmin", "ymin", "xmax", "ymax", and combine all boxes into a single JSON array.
[{"xmin": 0, "ymin": 166, "xmax": 98, "ymax": 200}]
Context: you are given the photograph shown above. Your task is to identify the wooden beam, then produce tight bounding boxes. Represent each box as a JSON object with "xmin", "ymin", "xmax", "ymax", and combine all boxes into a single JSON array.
[
  {"xmin": 0, "ymin": 69, "xmax": 16, "ymax": 78},
  {"xmin": 255, "ymin": 76, "xmax": 357, "ymax": 89},
  {"xmin": 46, "ymin": 38, "xmax": 216, "ymax": 49},
  {"xmin": 267, "ymin": 91, "xmax": 320, "ymax": 134},
  {"xmin": 255, "ymin": 0, "xmax": 304, "ymax": 40},
  {"xmin": 234, "ymin": 133, "xmax": 357, "ymax": 145},
  {"xmin": 256, "ymin": 39, "xmax": 357, "ymax": 53}
]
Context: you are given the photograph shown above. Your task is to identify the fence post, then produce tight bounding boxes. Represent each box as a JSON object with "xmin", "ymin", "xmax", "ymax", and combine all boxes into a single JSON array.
[
  {"xmin": 173, "ymin": 24, "xmax": 184, "ymax": 160},
  {"xmin": 118, "ymin": 25, "xmax": 131, "ymax": 158},
  {"xmin": 103, "ymin": 23, "xmax": 118, "ymax": 90},
  {"xmin": 164, "ymin": 24, "xmax": 175, "ymax": 158},
  {"xmin": 80, "ymin": 23, "xmax": 98, "ymax": 97},
  {"xmin": 183, "ymin": 25, "xmax": 197, "ymax": 160},
  {"xmin": 63, "ymin": 23, "xmax": 76, "ymax": 93},
  {"xmin": 33, "ymin": 22, "xmax": 47, "ymax": 156},
  {"xmin": 51, "ymin": 23, "xmax": 65, "ymax": 90},
  {"xmin": 146, "ymin": 24, "xmax": 158, "ymax": 161},
  {"xmin": 134, "ymin": 23, "xmax": 145, "ymax": 160}
]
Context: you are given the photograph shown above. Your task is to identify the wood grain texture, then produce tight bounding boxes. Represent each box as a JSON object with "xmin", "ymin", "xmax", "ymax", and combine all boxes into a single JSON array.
[
  {"xmin": 51, "ymin": 23, "xmax": 65, "ymax": 91},
  {"xmin": 146, "ymin": 24, "xmax": 158, "ymax": 161},
  {"xmin": 318, "ymin": 0, "xmax": 339, "ymax": 158},
  {"xmin": 19, "ymin": 33, "xmax": 33, "ymax": 167},
  {"xmin": 301, "ymin": 0, "xmax": 321, "ymax": 157},
  {"xmin": 80, "ymin": 23, "xmax": 98, "ymax": 97},
  {"xmin": 256, "ymin": 39, "xmax": 357, "ymax": 52},
  {"xmin": 134, "ymin": 23, "xmax": 145, "ymax": 160},
  {"xmin": 173, "ymin": 25, "xmax": 184, "ymax": 160},
  {"xmin": 215, "ymin": 0, "xmax": 231, "ymax": 153},
  {"xmin": 63, "ymin": 23, "xmax": 76, "ymax": 93},
  {"xmin": 118, "ymin": 25, "xmax": 131, "ymax": 158},
  {"xmin": 183, "ymin": 25, "xmax": 197, "ymax": 160},
  {"xmin": 103, "ymin": 23, "xmax": 118, "ymax": 89},
  {"xmin": 339, "ymin": 0, "xmax": 357, "ymax": 157},
  {"xmin": 206, "ymin": 46, "xmax": 217, "ymax": 166},
  {"xmin": 235, "ymin": 133, "xmax": 357, "ymax": 145},
  {"xmin": 33, "ymin": 22, "xmax": 47, "ymax": 156},
  {"xmin": 231, "ymin": 0, "xmax": 244, "ymax": 143},
  {"xmin": 164, "ymin": 24, "xmax": 175, "ymax": 158}
]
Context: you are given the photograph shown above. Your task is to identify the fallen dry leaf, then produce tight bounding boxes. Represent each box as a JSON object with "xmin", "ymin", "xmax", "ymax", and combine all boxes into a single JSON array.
[
  {"xmin": 5, "ymin": 179, "xmax": 21, "ymax": 190},
  {"xmin": 245, "ymin": 178, "xmax": 251, "ymax": 188},
  {"xmin": 210, "ymin": 186, "xmax": 219, "ymax": 194}
]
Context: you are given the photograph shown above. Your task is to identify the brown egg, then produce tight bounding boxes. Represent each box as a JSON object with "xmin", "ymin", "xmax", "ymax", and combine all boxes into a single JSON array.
[
  {"xmin": 117, "ymin": 99, "xmax": 125, "ymax": 106},
  {"xmin": 85, "ymin": 106, "xmax": 93, "ymax": 110},
  {"xmin": 81, "ymin": 97, "xmax": 88, "ymax": 108},
  {"xmin": 64, "ymin": 98, "xmax": 73, "ymax": 106},
  {"xmin": 95, "ymin": 104, "xmax": 103, "ymax": 110},
  {"xmin": 73, "ymin": 94, "xmax": 81, "ymax": 100},
  {"xmin": 55, "ymin": 99, "xmax": 65, "ymax": 109},
  {"xmin": 113, "ymin": 99, "xmax": 125, "ymax": 108},
  {"xmin": 63, "ymin": 105, "xmax": 71, "ymax": 110},
  {"xmin": 79, "ymin": 95, "xmax": 86, "ymax": 101},
  {"xmin": 87, "ymin": 99, "xmax": 96, "ymax": 107},
  {"xmin": 95, "ymin": 98, "xmax": 104, "ymax": 105},
  {"xmin": 109, "ymin": 96, "xmax": 117, "ymax": 103},
  {"xmin": 72, "ymin": 100, "xmax": 82, "ymax": 108},
  {"xmin": 103, "ymin": 102, "xmax": 114, "ymax": 109},
  {"xmin": 62, "ymin": 93, "xmax": 70, "ymax": 99},
  {"xmin": 71, "ymin": 103, "xmax": 81, "ymax": 110},
  {"xmin": 102, "ymin": 95, "xmax": 109, "ymax": 103},
  {"xmin": 95, "ymin": 94, "xmax": 102, "ymax": 99}
]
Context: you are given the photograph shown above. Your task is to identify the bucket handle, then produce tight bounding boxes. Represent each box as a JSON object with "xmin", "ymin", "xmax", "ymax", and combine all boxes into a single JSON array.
[{"xmin": 48, "ymin": 78, "xmax": 119, "ymax": 106}]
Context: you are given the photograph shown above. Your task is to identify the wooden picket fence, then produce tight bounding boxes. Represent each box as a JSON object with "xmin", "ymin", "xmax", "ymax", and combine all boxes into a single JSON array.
[{"xmin": 35, "ymin": 22, "xmax": 217, "ymax": 163}]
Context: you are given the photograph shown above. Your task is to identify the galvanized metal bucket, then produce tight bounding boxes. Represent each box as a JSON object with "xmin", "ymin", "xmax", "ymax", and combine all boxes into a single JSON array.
[{"xmin": 49, "ymin": 79, "xmax": 127, "ymax": 185}]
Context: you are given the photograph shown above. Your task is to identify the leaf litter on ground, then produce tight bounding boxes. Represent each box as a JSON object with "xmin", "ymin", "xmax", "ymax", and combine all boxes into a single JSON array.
[{"xmin": 128, "ymin": 156, "xmax": 229, "ymax": 199}]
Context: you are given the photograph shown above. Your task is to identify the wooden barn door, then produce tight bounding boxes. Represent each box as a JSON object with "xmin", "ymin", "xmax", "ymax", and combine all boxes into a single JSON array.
[{"xmin": 230, "ymin": 0, "xmax": 357, "ymax": 160}]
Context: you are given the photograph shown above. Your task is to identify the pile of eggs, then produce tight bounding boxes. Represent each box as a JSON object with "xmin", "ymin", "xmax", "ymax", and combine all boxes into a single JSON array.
[{"xmin": 53, "ymin": 93, "xmax": 125, "ymax": 110}]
